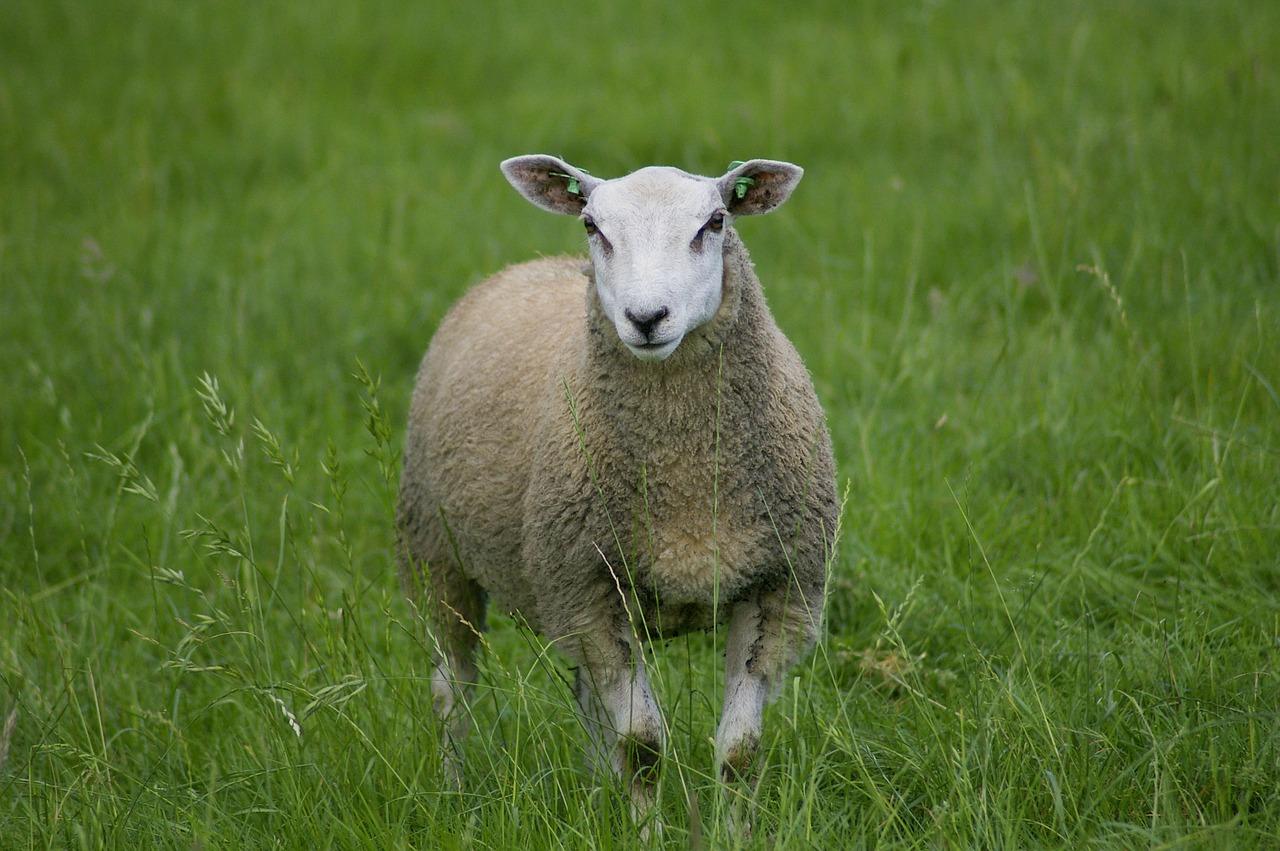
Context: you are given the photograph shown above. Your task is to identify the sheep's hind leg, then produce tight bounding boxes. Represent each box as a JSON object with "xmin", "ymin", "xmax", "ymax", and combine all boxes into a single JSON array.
[{"xmin": 424, "ymin": 566, "xmax": 487, "ymax": 787}]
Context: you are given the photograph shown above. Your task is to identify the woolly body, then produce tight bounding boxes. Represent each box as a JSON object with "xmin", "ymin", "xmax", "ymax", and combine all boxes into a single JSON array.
[{"xmin": 398, "ymin": 230, "xmax": 834, "ymax": 653}]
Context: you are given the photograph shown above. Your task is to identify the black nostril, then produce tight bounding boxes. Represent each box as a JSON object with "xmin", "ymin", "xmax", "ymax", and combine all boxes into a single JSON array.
[{"xmin": 624, "ymin": 306, "xmax": 670, "ymax": 338}]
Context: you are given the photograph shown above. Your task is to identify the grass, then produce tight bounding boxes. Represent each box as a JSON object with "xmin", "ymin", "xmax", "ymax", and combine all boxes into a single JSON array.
[{"xmin": 2, "ymin": 0, "xmax": 1279, "ymax": 846}]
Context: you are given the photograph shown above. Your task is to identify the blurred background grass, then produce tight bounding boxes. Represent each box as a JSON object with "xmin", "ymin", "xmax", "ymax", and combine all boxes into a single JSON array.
[{"xmin": 2, "ymin": 1, "xmax": 1279, "ymax": 847}]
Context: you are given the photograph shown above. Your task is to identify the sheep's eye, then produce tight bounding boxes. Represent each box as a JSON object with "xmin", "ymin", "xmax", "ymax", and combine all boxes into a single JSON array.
[
  {"xmin": 583, "ymin": 217, "xmax": 598, "ymax": 236},
  {"xmin": 692, "ymin": 211, "xmax": 726, "ymax": 249}
]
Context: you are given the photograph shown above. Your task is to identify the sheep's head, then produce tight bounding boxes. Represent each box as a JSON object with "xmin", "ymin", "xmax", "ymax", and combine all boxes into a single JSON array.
[{"xmin": 501, "ymin": 156, "xmax": 803, "ymax": 362}]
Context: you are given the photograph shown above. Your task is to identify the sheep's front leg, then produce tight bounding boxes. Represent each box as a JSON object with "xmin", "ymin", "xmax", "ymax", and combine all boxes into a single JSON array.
[
  {"xmin": 715, "ymin": 587, "xmax": 821, "ymax": 784},
  {"xmin": 576, "ymin": 645, "xmax": 666, "ymax": 814},
  {"xmin": 554, "ymin": 583, "xmax": 667, "ymax": 836},
  {"xmin": 578, "ymin": 655, "xmax": 665, "ymax": 788}
]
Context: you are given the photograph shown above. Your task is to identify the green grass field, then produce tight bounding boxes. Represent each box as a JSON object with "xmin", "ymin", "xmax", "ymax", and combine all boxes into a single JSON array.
[{"xmin": 3, "ymin": 1, "xmax": 1279, "ymax": 847}]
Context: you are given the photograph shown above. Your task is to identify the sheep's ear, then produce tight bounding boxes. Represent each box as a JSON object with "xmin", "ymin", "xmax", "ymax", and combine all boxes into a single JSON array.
[
  {"xmin": 500, "ymin": 155, "xmax": 601, "ymax": 215},
  {"xmin": 717, "ymin": 159, "xmax": 804, "ymax": 216}
]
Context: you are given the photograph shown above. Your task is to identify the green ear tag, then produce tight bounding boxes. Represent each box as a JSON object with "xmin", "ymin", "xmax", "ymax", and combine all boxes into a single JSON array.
[
  {"xmin": 549, "ymin": 171, "xmax": 582, "ymax": 196},
  {"xmin": 727, "ymin": 161, "xmax": 754, "ymax": 199}
]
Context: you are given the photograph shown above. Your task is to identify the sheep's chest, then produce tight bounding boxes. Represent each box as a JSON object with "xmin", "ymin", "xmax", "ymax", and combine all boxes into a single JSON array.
[
  {"xmin": 624, "ymin": 458, "xmax": 767, "ymax": 609},
  {"xmin": 589, "ymin": 365, "xmax": 786, "ymax": 615}
]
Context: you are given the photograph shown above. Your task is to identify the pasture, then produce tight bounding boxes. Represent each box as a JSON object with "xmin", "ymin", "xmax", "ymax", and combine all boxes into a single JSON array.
[{"xmin": 2, "ymin": 1, "xmax": 1278, "ymax": 847}]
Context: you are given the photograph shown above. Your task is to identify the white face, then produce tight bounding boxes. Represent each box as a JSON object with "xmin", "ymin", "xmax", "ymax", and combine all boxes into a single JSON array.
[
  {"xmin": 500, "ymin": 155, "xmax": 804, "ymax": 363},
  {"xmin": 581, "ymin": 168, "xmax": 727, "ymax": 361}
]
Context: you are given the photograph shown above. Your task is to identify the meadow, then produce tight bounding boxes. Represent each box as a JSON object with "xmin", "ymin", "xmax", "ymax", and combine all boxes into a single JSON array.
[{"xmin": 2, "ymin": 1, "xmax": 1279, "ymax": 847}]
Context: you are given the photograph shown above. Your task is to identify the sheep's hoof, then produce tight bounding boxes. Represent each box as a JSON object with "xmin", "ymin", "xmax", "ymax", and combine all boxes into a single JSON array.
[
  {"xmin": 623, "ymin": 734, "xmax": 662, "ymax": 786},
  {"xmin": 635, "ymin": 808, "xmax": 665, "ymax": 843},
  {"xmin": 727, "ymin": 805, "xmax": 754, "ymax": 841},
  {"xmin": 634, "ymin": 813, "xmax": 665, "ymax": 839},
  {"xmin": 717, "ymin": 733, "xmax": 759, "ymax": 785},
  {"xmin": 441, "ymin": 747, "xmax": 465, "ymax": 791},
  {"xmin": 618, "ymin": 735, "xmax": 662, "ymax": 838}
]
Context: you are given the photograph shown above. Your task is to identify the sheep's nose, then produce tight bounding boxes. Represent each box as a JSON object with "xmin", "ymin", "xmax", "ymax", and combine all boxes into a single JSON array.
[{"xmin": 624, "ymin": 306, "xmax": 669, "ymax": 338}]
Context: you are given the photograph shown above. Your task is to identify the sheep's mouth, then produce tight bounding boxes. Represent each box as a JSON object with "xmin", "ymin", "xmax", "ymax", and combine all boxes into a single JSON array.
[{"xmin": 626, "ymin": 337, "xmax": 680, "ymax": 362}]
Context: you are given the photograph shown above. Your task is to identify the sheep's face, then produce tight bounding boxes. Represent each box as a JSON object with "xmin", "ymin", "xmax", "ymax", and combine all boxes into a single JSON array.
[
  {"xmin": 580, "ymin": 168, "xmax": 729, "ymax": 361},
  {"xmin": 501, "ymin": 156, "xmax": 803, "ymax": 363}
]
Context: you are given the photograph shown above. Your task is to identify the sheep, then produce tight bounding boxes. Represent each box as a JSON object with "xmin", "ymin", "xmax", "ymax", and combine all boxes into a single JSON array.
[{"xmin": 396, "ymin": 155, "xmax": 838, "ymax": 823}]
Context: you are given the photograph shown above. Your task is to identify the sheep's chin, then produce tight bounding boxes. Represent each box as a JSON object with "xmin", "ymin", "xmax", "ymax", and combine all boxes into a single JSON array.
[{"xmin": 624, "ymin": 337, "xmax": 682, "ymax": 363}]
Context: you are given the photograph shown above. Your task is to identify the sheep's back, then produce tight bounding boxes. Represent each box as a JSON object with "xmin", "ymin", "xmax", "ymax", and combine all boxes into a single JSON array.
[{"xmin": 401, "ymin": 256, "xmax": 588, "ymax": 614}]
